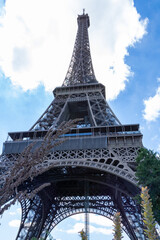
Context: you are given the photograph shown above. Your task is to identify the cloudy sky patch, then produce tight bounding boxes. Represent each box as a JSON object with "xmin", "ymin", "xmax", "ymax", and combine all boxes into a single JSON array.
[
  {"xmin": 0, "ymin": 0, "xmax": 147, "ymax": 99},
  {"xmin": 9, "ymin": 219, "xmax": 21, "ymax": 228},
  {"xmin": 143, "ymin": 86, "xmax": 160, "ymax": 121}
]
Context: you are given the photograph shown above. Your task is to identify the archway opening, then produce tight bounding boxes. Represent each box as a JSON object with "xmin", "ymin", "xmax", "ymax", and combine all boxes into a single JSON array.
[{"xmin": 49, "ymin": 213, "xmax": 130, "ymax": 240}]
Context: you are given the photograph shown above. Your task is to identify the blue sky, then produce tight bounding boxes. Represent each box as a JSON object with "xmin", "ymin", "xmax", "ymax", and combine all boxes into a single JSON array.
[{"xmin": 0, "ymin": 0, "xmax": 160, "ymax": 239}]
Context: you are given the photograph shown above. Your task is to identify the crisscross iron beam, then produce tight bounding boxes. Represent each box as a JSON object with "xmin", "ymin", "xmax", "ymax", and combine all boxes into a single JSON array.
[{"xmin": 63, "ymin": 13, "xmax": 97, "ymax": 86}]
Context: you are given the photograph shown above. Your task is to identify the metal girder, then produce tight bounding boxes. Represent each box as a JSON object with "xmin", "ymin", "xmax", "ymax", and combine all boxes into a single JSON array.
[
  {"xmin": 63, "ymin": 13, "xmax": 97, "ymax": 86},
  {"xmin": 14, "ymin": 174, "xmax": 144, "ymax": 240},
  {"xmin": 29, "ymin": 96, "xmax": 67, "ymax": 131},
  {"xmin": 16, "ymin": 196, "xmax": 43, "ymax": 240},
  {"xmin": 29, "ymin": 89, "xmax": 121, "ymax": 131},
  {"xmin": 1, "ymin": 144, "xmax": 140, "ymax": 187}
]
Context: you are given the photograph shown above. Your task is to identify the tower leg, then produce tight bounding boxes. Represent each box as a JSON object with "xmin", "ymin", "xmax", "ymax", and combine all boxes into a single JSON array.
[
  {"xmin": 16, "ymin": 196, "xmax": 45, "ymax": 240},
  {"xmin": 117, "ymin": 193, "xmax": 144, "ymax": 240}
]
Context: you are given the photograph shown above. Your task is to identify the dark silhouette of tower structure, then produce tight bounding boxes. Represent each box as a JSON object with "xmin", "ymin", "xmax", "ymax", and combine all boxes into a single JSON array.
[{"xmin": 1, "ymin": 12, "xmax": 145, "ymax": 239}]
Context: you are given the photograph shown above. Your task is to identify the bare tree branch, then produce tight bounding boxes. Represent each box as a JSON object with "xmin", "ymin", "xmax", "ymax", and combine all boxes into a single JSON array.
[{"xmin": 0, "ymin": 119, "xmax": 80, "ymax": 216}]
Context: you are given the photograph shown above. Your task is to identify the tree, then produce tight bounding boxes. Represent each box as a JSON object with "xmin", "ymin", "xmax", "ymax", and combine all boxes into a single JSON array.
[
  {"xmin": 79, "ymin": 229, "xmax": 87, "ymax": 240},
  {"xmin": 141, "ymin": 186, "xmax": 157, "ymax": 240},
  {"xmin": 113, "ymin": 212, "xmax": 123, "ymax": 240},
  {"xmin": 136, "ymin": 148, "xmax": 160, "ymax": 224}
]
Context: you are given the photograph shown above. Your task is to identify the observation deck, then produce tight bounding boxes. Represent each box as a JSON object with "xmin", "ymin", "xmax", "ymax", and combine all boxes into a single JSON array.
[{"xmin": 3, "ymin": 124, "xmax": 143, "ymax": 154}]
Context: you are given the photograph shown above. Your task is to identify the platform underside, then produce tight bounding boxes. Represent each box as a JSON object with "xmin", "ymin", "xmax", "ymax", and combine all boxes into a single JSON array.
[{"xmin": 14, "ymin": 167, "xmax": 144, "ymax": 240}]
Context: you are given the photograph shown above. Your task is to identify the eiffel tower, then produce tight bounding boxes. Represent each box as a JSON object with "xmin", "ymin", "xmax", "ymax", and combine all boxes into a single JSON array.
[{"xmin": 1, "ymin": 12, "xmax": 145, "ymax": 239}]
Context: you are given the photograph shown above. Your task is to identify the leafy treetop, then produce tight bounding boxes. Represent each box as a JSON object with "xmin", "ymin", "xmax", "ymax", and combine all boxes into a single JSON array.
[{"xmin": 136, "ymin": 148, "xmax": 160, "ymax": 224}]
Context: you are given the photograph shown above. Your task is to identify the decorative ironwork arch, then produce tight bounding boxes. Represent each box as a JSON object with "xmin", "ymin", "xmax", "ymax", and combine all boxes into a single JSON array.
[
  {"xmin": 42, "ymin": 146, "xmax": 140, "ymax": 185},
  {"xmin": 15, "ymin": 169, "xmax": 143, "ymax": 240}
]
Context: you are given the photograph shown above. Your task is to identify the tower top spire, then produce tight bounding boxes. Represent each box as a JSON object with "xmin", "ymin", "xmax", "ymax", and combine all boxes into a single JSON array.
[{"xmin": 63, "ymin": 12, "xmax": 97, "ymax": 86}]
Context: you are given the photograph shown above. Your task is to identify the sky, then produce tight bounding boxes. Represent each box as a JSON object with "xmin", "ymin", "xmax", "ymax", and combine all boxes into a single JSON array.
[{"xmin": 0, "ymin": 0, "xmax": 160, "ymax": 239}]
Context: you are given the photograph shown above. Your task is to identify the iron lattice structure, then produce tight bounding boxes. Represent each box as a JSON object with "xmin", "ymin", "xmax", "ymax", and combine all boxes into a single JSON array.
[{"xmin": 0, "ymin": 12, "xmax": 145, "ymax": 239}]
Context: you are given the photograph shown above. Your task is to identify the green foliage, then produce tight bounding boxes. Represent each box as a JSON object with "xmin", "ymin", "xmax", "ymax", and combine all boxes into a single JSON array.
[
  {"xmin": 79, "ymin": 229, "xmax": 87, "ymax": 240},
  {"xmin": 136, "ymin": 148, "xmax": 160, "ymax": 224},
  {"xmin": 113, "ymin": 212, "xmax": 123, "ymax": 240},
  {"xmin": 141, "ymin": 186, "xmax": 157, "ymax": 240}
]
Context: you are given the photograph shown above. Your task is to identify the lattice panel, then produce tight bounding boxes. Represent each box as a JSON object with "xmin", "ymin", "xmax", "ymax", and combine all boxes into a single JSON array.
[
  {"xmin": 0, "ymin": 145, "xmax": 140, "ymax": 189},
  {"xmin": 48, "ymin": 196, "xmax": 116, "ymax": 230},
  {"xmin": 16, "ymin": 196, "xmax": 43, "ymax": 240},
  {"xmin": 63, "ymin": 13, "xmax": 97, "ymax": 86},
  {"xmin": 0, "ymin": 154, "xmax": 19, "ymax": 186},
  {"xmin": 89, "ymin": 94, "xmax": 120, "ymax": 126},
  {"xmin": 15, "ymin": 185, "xmax": 144, "ymax": 240},
  {"xmin": 42, "ymin": 146, "xmax": 140, "ymax": 184},
  {"xmin": 30, "ymin": 98, "xmax": 67, "ymax": 131},
  {"xmin": 120, "ymin": 194, "xmax": 144, "ymax": 239},
  {"xmin": 112, "ymin": 147, "xmax": 140, "ymax": 162}
]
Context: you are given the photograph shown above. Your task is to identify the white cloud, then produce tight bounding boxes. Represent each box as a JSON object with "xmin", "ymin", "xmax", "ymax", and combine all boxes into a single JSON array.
[
  {"xmin": 67, "ymin": 222, "xmax": 84, "ymax": 234},
  {"xmin": 143, "ymin": 86, "xmax": 160, "ymax": 121},
  {"xmin": 9, "ymin": 219, "xmax": 20, "ymax": 227},
  {"xmin": 89, "ymin": 225, "xmax": 112, "ymax": 235},
  {"xmin": 16, "ymin": 208, "xmax": 22, "ymax": 215},
  {"xmin": 71, "ymin": 213, "xmax": 112, "ymax": 227},
  {"xmin": 9, "ymin": 207, "xmax": 21, "ymax": 216},
  {"xmin": 0, "ymin": 0, "xmax": 147, "ymax": 100},
  {"xmin": 9, "ymin": 211, "xmax": 16, "ymax": 216},
  {"xmin": 67, "ymin": 223, "xmax": 112, "ymax": 235}
]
